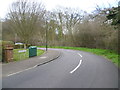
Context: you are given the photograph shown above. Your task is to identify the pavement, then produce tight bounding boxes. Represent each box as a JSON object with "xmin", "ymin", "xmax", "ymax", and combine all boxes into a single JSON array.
[
  {"xmin": 2, "ymin": 49, "xmax": 61, "ymax": 77},
  {"xmin": 2, "ymin": 48, "xmax": 119, "ymax": 88}
]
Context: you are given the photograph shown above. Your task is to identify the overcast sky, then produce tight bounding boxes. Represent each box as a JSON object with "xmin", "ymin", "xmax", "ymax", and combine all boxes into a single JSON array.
[{"xmin": 0, "ymin": 0, "xmax": 118, "ymax": 19}]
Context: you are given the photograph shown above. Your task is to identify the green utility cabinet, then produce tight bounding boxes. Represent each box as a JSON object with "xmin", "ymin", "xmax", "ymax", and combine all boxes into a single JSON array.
[{"xmin": 29, "ymin": 46, "xmax": 37, "ymax": 57}]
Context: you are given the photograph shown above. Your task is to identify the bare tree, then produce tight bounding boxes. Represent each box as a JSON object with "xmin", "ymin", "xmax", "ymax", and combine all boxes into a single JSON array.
[
  {"xmin": 7, "ymin": 0, "xmax": 45, "ymax": 48},
  {"xmin": 52, "ymin": 7, "xmax": 83, "ymax": 46},
  {"xmin": 64, "ymin": 8, "xmax": 83, "ymax": 46}
]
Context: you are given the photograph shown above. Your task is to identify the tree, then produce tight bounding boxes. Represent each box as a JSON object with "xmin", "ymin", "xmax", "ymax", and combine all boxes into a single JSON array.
[
  {"xmin": 106, "ymin": 3, "xmax": 120, "ymax": 53},
  {"xmin": 2, "ymin": 19, "xmax": 15, "ymax": 41},
  {"xmin": 107, "ymin": 6, "xmax": 120, "ymax": 25},
  {"xmin": 53, "ymin": 7, "xmax": 83, "ymax": 46},
  {"xmin": 7, "ymin": 0, "xmax": 45, "ymax": 48}
]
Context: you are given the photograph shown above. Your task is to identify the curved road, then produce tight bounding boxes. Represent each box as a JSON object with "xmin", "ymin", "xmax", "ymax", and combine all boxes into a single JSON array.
[{"xmin": 3, "ymin": 49, "xmax": 118, "ymax": 88}]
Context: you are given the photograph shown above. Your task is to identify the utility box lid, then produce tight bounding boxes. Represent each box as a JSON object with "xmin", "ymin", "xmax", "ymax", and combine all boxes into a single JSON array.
[{"xmin": 29, "ymin": 46, "xmax": 37, "ymax": 49}]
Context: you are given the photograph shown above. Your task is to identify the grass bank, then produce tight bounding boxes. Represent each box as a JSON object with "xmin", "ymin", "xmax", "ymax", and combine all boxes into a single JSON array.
[
  {"xmin": 13, "ymin": 48, "xmax": 44, "ymax": 61},
  {"xmin": 38, "ymin": 46, "xmax": 119, "ymax": 67}
]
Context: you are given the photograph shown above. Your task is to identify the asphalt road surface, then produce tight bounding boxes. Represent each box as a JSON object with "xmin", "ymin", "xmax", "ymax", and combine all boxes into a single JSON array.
[{"xmin": 2, "ymin": 49, "xmax": 118, "ymax": 88}]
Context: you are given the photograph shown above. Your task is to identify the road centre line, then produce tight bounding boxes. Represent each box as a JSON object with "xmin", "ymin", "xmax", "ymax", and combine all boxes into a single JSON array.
[
  {"xmin": 7, "ymin": 65, "xmax": 37, "ymax": 77},
  {"xmin": 77, "ymin": 53, "xmax": 82, "ymax": 57},
  {"xmin": 70, "ymin": 60, "xmax": 82, "ymax": 74}
]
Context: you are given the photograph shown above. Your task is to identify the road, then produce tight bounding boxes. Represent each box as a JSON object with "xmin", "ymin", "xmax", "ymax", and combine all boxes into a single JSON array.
[{"xmin": 2, "ymin": 49, "xmax": 118, "ymax": 88}]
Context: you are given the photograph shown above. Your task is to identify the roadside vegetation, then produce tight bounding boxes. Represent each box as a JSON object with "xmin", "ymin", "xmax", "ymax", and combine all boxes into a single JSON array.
[
  {"xmin": 2, "ymin": 0, "xmax": 119, "ymax": 53},
  {"xmin": 39, "ymin": 46, "xmax": 119, "ymax": 67},
  {"xmin": 1, "ymin": 0, "xmax": 119, "ymax": 66},
  {"xmin": 13, "ymin": 49, "xmax": 44, "ymax": 61}
]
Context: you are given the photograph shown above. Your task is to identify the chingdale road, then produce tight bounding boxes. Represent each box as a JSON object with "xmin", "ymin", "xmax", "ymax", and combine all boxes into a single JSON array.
[{"xmin": 3, "ymin": 49, "xmax": 118, "ymax": 88}]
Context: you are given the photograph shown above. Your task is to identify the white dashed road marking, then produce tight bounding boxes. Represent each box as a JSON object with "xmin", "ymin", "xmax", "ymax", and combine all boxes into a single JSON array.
[
  {"xmin": 77, "ymin": 53, "xmax": 82, "ymax": 57},
  {"xmin": 70, "ymin": 53, "xmax": 83, "ymax": 74},
  {"xmin": 70, "ymin": 60, "xmax": 82, "ymax": 73}
]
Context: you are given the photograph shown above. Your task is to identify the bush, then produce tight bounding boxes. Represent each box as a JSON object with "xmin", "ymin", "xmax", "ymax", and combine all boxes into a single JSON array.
[
  {"xmin": 14, "ymin": 44, "xmax": 24, "ymax": 49},
  {"xmin": 1, "ymin": 40, "xmax": 14, "ymax": 49},
  {"xmin": 14, "ymin": 44, "xmax": 31, "ymax": 49},
  {"xmin": 26, "ymin": 44, "xmax": 31, "ymax": 48}
]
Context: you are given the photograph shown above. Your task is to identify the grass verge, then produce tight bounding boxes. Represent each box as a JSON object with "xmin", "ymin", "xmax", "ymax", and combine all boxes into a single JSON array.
[
  {"xmin": 38, "ymin": 46, "xmax": 119, "ymax": 67},
  {"xmin": 13, "ymin": 48, "xmax": 44, "ymax": 61}
]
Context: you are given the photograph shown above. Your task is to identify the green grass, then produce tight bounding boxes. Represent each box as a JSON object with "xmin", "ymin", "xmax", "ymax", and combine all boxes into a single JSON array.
[
  {"xmin": 13, "ymin": 48, "xmax": 44, "ymax": 61},
  {"xmin": 38, "ymin": 46, "xmax": 119, "ymax": 67}
]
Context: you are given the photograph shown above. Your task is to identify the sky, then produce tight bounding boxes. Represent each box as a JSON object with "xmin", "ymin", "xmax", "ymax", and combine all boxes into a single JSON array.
[{"xmin": 0, "ymin": 0, "xmax": 118, "ymax": 19}]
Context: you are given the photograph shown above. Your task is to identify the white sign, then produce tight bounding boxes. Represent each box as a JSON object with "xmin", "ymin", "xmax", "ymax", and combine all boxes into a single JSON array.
[
  {"xmin": 15, "ymin": 42, "xmax": 23, "ymax": 45},
  {"xmin": 18, "ymin": 50, "xmax": 26, "ymax": 53}
]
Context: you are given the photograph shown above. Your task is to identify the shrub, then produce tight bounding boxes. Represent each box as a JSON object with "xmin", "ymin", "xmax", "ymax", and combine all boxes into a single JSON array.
[
  {"xmin": 14, "ymin": 44, "xmax": 24, "ymax": 49},
  {"xmin": 14, "ymin": 44, "xmax": 31, "ymax": 49},
  {"xmin": 2, "ymin": 40, "xmax": 14, "ymax": 49}
]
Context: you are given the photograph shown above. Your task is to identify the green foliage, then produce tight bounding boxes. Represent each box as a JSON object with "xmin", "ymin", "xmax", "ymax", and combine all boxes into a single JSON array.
[
  {"xmin": 14, "ymin": 44, "xmax": 24, "ymax": 49},
  {"xmin": 1, "ymin": 41, "xmax": 14, "ymax": 48},
  {"xmin": 107, "ymin": 7, "xmax": 120, "ymax": 25},
  {"xmin": 14, "ymin": 44, "xmax": 31, "ymax": 49}
]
